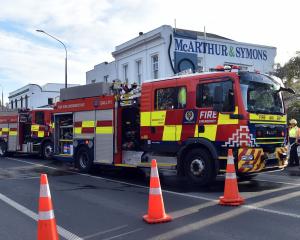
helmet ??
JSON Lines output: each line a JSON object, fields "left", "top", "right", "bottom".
{"left": 290, "top": 119, "right": 297, "bottom": 124}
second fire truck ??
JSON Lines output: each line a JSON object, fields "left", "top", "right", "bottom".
{"left": 0, "top": 108, "right": 53, "bottom": 159}
{"left": 52, "top": 67, "right": 292, "bottom": 186}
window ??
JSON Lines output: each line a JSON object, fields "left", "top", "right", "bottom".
{"left": 196, "top": 80, "right": 234, "bottom": 112}
{"left": 155, "top": 86, "right": 186, "bottom": 110}
{"left": 136, "top": 60, "right": 142, "bottom": 84}
{"left": 15, "top": 99, "right": 17, "bottom": 109}
{"left": 104, "top": 75, "right": 109, "bottom": 83}
{"left": 123, "top": 64, "right": 128, "bottom": 83}
{"left": 151, "top": 54, "right": 159, "bottom": 79}
{"left": 35, "top": 111, "right": 45, "bottom": 125}
{"left": 11, "top": 100, "right": 13, "bottom": 109}
{"left": 48, "top": 98, "right": 53, "bottom": 105}
{"left": 91, "top": 79, "right": 96, "bottom": 84}
{"left": 20, "top": 97, "right": 23, "bottom": 108}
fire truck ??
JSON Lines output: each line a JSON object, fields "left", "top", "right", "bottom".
{"left": 52, "top": 67, "right": 293, "bottom": 185}
{"left": 0, "top": 109, "right": 53, "bottom": 159}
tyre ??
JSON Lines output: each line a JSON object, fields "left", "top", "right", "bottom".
{"left": 41, "top": 141, "right": 53, "bottom": 160}
{"left": 184, "top": 148, "right": 216, "bottom": 186}
{"left": 75, "top": 147, "right": 93, "bottom": 173}
{"left": 0, "top": 142, "right": 8, "bottom": 158}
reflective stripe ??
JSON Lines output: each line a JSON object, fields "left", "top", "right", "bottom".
{"left": 141, "top": 112, "right": 151, "bottom": 127}
{"left": 9, "top": 131, "right": 17, "bottom": 136}
{"left": 38, "top": 131, "right": 44, "bottom": 138}
{"left": 162, "top": 125, "right": 182, "bottom": 141}
{"left": 74, "top": 127, "right": 82, "bottom": 134}
{"left": 149, "top": 187, "right": 162, "bottom": 195}
{"left": 2, "top": 128, "right": 9, "bottom": 132}
{"left": 82, "top": 121, "right": 95, "bottom": 128}
{"left": 195, "top": 124, "right": 217, "bottom": 141}
{"left": 227, "top": 156, "right": 234, "bottom": 165}
{"left": 31, "top": 125, "right": 39, "bottom": 131}
{"left": 150, "top": 167, "right": 159, "bottom": 178}
{"left": 39, "top": 210, "right": 55, "bottom": 220}
{"left": 40, "top": 184, "right": 51, "bottom": 198}
{"left": 96, "top": 126, "right": 113, "bottom": 134}
{"left": 151, "top": 111, "right": 166, "bottom": 126}
{"left": 226, "top": 172, "right": 236, "bottom": 179}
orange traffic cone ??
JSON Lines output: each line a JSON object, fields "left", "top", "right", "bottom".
{"left": 37, "top": 174, "right": 59, "bottom": 240}
{"left": 143, "top": 159, "right": 172, "bottom": 224}
{"left": 219, "top": 149, "right": 244, "bottom": 206}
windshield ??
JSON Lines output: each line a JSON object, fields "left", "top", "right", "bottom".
{"left": 239, "top": 72, "right": 284, "bottom": 114}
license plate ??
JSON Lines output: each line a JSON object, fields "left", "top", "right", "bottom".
{"left": 266, "top": 153, "right": 276, "bottom": 159}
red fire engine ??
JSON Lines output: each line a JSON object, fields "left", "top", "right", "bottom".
{"left": 52, "top": 67, "right": 292, "bottom": 185}
{"left": 0, "top": 108, "right": 53, "bottom": 159}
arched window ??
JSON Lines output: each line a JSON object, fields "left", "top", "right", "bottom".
{"left": 15, "top": 99, "right": 17, "bottom": 109}
{"left": 20, "top": 97, "right": 23, "bottom": 108}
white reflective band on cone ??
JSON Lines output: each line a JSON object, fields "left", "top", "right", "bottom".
{"left": 149, "top": 187, "right": 162, "bottom": 195}
{"left": 226, "top": 172, "right": 237, "bottom": 179}
{"left": 150, "top": 167, "right": 159, "bottom": 178}
{"left": 39, "top": 184, "right": 51, "bottom": 198}
{"left": 39, "top": 210, "right": 55, "bottom": 220}
{"left": 227, "top": 156, "right": 234, "bottom": 165}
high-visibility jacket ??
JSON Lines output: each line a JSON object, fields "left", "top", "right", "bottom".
{"left": 289, "top": 126, "right": 299, "bottom": 138}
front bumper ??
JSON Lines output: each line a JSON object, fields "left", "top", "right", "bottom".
{"left": 237, "top": 147, "right": 288, "bottom": 173}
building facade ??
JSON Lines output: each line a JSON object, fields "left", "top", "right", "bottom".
{"left": 86, "top": 25, "right": 276, "bottom": 85}
{"left": 8, "top": 83, "right": 79, "bottom": 110}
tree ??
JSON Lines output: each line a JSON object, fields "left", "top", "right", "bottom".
{"left": 274, "top": 55, "right": 300, "bottom": 122}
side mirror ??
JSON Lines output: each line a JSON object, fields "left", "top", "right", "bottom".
{"left": 213, "top": 86, "right": 223, "bottom": 112}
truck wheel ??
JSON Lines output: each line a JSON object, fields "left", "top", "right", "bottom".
{"left": 42, "top": 141, "right": 53, "bottom": 160}
{"left": 184, "top": 148, "right": 216, "bottom": 186}
{"left": 76, "top": 147, "right": 93, "bottom": 173}
{"left": 0, "top": 142, "right": 8, "bottom": 158}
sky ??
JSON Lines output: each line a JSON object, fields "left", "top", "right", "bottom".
{"left": 0, "top": 0, "right": 299, "bottom": 104}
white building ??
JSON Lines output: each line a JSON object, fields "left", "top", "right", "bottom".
{"left": 86, "top": 25, "right": 276, "bottom": 85}
{"left": 8, "top": 83, "right": 79, "bottom": 109}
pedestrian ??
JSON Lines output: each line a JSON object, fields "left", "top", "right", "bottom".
{"left": 288, "top": 119, "right": 299, "bottom": 166}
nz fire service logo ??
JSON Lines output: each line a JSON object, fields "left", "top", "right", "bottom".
{"left": 222, "top": 126, "right": 257, "bottom": 147}
{"left": 183, "top": 110, "right": 197, "bottom": 124}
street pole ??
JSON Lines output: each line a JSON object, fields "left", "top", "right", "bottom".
{"left": 0, "top": 84, "right": 3, "bottom": 110}
{"left": 36, "top": 30, "right": 68, "bottom": 88}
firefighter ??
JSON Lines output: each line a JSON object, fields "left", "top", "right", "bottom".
{"left": 288, "top": 119, "right": 299, "bottom": 166}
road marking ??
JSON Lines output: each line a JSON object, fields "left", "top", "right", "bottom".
{"left": 0, "top": 191, "right": 83, "bottom": 240}
{"left": 148, "top": 190, "right": 300, "bottom": 240}
{"left": 83, "top": 225, "right": 128, "bottom": 239}
{"left": 0, "top": 176, "right": 40, "bottom": 181}
{"left": 101, "top": 228, "right": 143, "bottom": 240}
{"left": 7, "top": 157, "right": 300, "bottom": 221}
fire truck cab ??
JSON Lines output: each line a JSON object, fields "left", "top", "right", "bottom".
{"left": 53, "top": 68, "right": 289, "bottom": 186}
{"left": 0, "top": 109, "right": 53, "bottom": 159}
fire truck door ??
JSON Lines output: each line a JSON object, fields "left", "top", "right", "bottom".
{"left": 94, "top": 109, "right": 114, "bottom": 164}
{"left": 8, "top": 123, "right": 18, "bottom": 151}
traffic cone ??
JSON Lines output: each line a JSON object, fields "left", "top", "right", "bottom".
{"left": 37, "top": 174, "right": 59, "bottom": 240}
{"left": 143, "top": 159, "right": 172, "bottom": 224}
{"left": 219, "top": 149, "right": 244, "bottom": 206}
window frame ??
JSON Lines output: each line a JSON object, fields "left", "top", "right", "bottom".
{"left": 196, "top": 78, "right": 235, "bottom": 112}
{"left": 154, "top": 86, "right": 187, "bottom": 110}
{"left": 123, "top": 63, "right": 129, "bottom": 83}
{"left": 151, "top": 54, "right": 159, "bottom": 79}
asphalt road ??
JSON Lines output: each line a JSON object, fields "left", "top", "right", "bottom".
{"left": 1, "top": 156, "right": 300, "bottom": 240}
